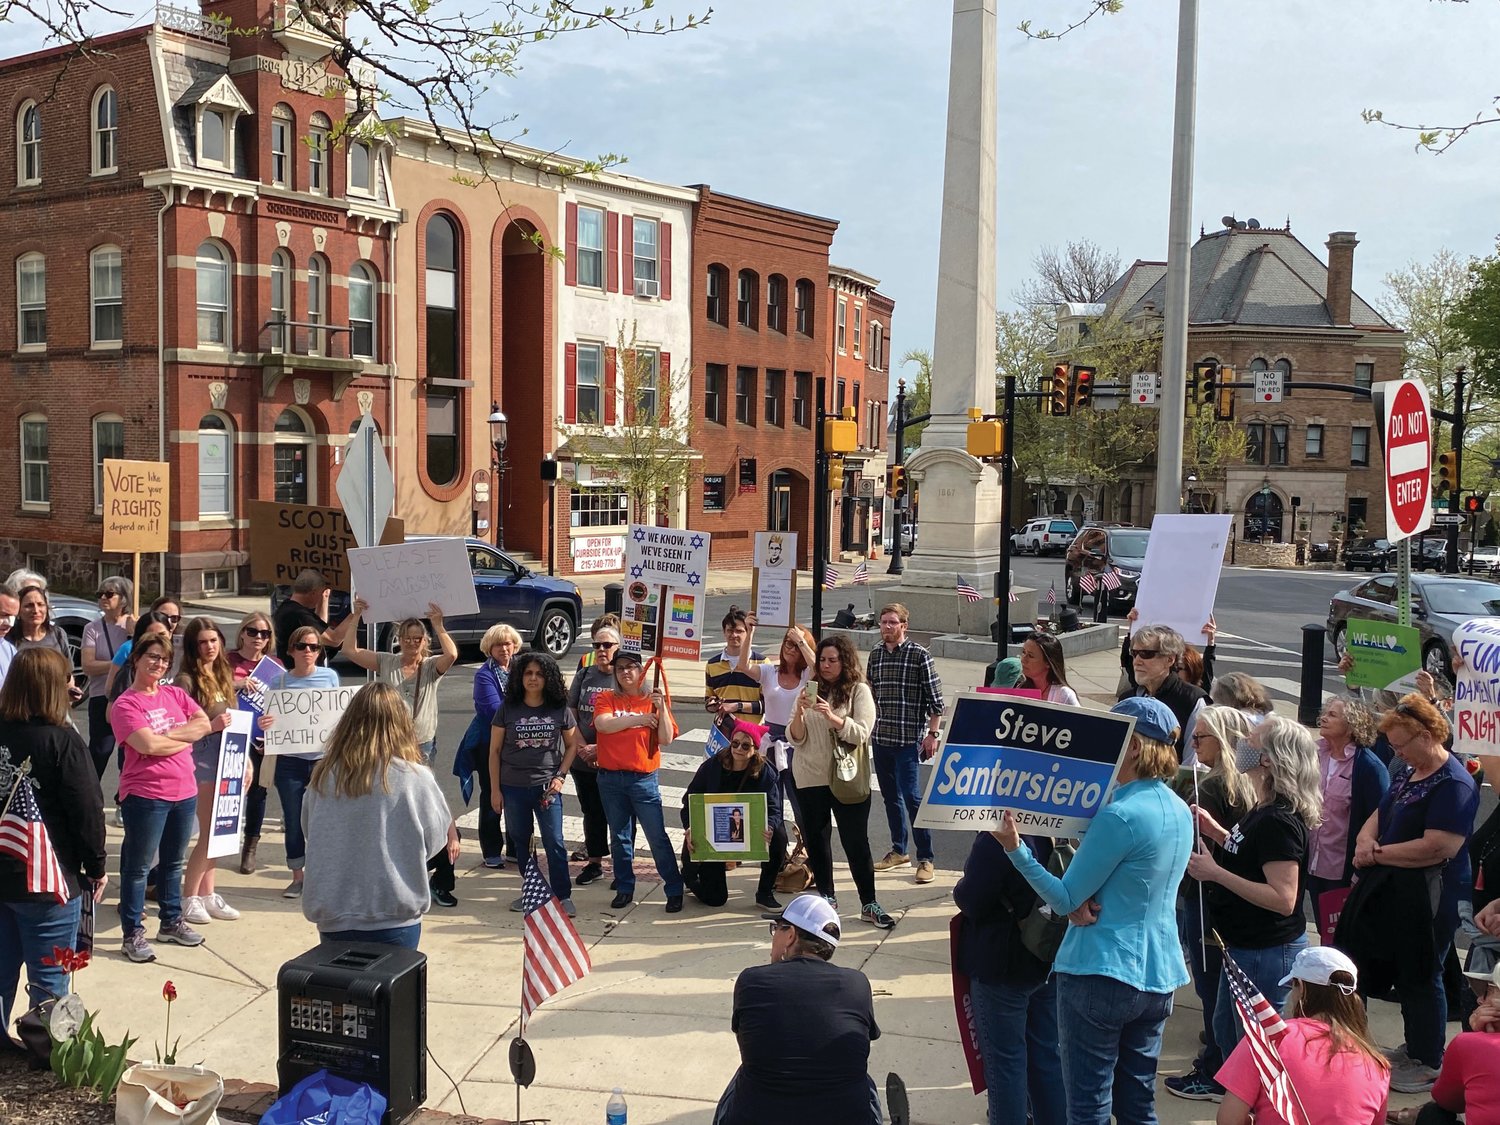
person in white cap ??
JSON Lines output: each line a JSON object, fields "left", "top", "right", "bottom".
{"left": 712, "top": 893, "right": 881, "bottom": 1124}
{"left": 1387, "top": 961, "right": 1500, "bottom": 1125}
{"left": 1215, "top": 946, "right": 1388, "bottom": 1125}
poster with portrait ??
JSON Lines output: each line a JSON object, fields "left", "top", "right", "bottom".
{"left": 688, "top": 792, "right": 769, "bottom": 862}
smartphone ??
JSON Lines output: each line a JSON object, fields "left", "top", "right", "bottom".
{"left": 802, "top": 680, "right": 819, "bottom": 705}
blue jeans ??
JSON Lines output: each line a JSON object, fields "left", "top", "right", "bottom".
{"left": 118, "top": 794, "right": 197, "bottom": 935}
{"left": 1177, "top": 895, "right": 1224, "bottom": 1075}
{"left": 872, "top": 741, "right": 932, "bottom": 861}
{"left": 1056, "top": 972, "right": 1174, "bottom": 1125}
{"left": 1397, "top": 933, "right": 1455, "bottom": 1068}
{"left": 1212, "top": 935, "right": 1307, "bottom": 1063}
{"left": 321, "top": 924, "right": 420, "bottom": 949}
{"left": 0, "top": 895, "right": 82, "bottom": 1016}
{"left": 597, "top": 769, "right": 682, "bottom": 898}
{"left": 501, "top": 783, "right": 572, "bottom": 901}
{"left": 969, "top": 974, "right": 1066, "bottom": 1125}
{"left": 274, "top": 757, "right": 317, "bottom": 870}
{"left": 417, "top": 739, "right": 436, "bottom": 767}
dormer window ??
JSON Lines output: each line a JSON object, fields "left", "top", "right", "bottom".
{"left": 175, "top": 74, "right": 252, "bottom": 173}
{"left": 349, "top": 141, "right": 373, "bottom": 195}
{"left": 200, "top": 109, "right": 227, "bottom": 164}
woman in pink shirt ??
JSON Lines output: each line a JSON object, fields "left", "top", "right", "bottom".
{"left": 110, "top": 634, "right": 210, "bottom": 964}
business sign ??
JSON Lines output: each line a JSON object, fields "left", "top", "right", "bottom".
{"left": 347, "top": 537, "right": 480, "bottom": 623}
{"left": 1375, "top": 378, "right": 1434, "bottom": 543}
{"left": 915, "top": 694, "right": 1135, "bottom": 835}
{"left": 625, "top": 524, "right": 712, "bottom": 590}
{"left": 1343, "top": 617, "right": 1422, "bottom": 691}
{"left": 206, "top": 711, "right": 253, "bottom": 859}
{"left": 571, "top": 534, "right": 625, "bottom": 573}
{"left": 262, "top": 685, "right": 361, "bottom": 757}
{"left": 248, "top": 501, "right": 404, "bottom": 589}
{"left": 1452, "top": 618, "right": 1500, "bottom": 755}
{"left": 102, "top": 459, "right": 170, "bottom": 553}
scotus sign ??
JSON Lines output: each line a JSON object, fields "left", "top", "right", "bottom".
{"left": 916, "top": 694, "right": 1135, "bottom": 835}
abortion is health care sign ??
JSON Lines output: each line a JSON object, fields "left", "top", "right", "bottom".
{"left": 1452, "top": 618, "right": 1500, "bottom": 753}
{"left": 916, "top": 694, "right": 1136, "bottom": 835}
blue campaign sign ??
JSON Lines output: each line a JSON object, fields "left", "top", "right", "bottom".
{"left": 915, "top": 693, "right": 1136, "bottom": 835}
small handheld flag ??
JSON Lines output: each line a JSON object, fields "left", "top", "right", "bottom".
{"left": 1100, "top": 568, "right": 1123, "bottom": 591}
{"left": 854, "top": 560, "right": 870, "bottom": 585}
{"left": 519, "top": 857, "right": 591, "bottom": 1026}
{"left": 1222, "top": 945, "right": 1304, "bottom": 1125}
{"left": 0, "top": 768, "right": 68, "bottom": 904}
{"left": 1046, "top": 583, "right": 1057, "bottom": 606}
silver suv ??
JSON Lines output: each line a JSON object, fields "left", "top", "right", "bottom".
{"left": 1013, "top": 517, "right": 1078, "bottom": 556}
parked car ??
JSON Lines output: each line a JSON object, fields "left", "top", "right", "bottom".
{"left": 1413, "top": 537, "right": 1450, "bottom": 572}
{"left": 50, "top": 594, "right": 102, "bottom": 699}
{"left": 1343, "top": 537, "right": 1396, "bottom": 571}
{"left": 1064, "top": 525, "right": 1150, "bottom": 609}
{"left": 1012, "top": 517, "right": 1078, "bottom": 556}
{"left": 271, "top": 537, "right": 583, "bottom": 658}
{"left": 1326, "top": 572, "right": 1500, "bottom": 678}
{"left": 1467, "top": 545, "right": 1500, "bottom": 575}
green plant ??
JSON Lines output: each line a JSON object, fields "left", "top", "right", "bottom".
{"left": 51, "top": 1009, "right": 138, "bottom": 1102}
{"left": 156, "top": 980, "right": 180, "bottom": 1065}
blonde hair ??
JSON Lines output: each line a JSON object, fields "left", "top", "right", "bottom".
{"left": 1258, "top": 715, "right": 1324, "bottom": 829}
{"left": 237, "top": 611, "right": 275, "bottom": 655}
{"left": 1133, "top": 733, "right": 1180, "bottom": 781}
{"left": 310, "top": 682, "right": 423, "bottom": 798}
{"left": 480, "top": 623, "right": 522, "bottom": 654}
{"left": 1195, "top": 706, "right": 1259, "bottom": 812}
{"left": 396, "top": 617, "right": 431, "bottom": 660}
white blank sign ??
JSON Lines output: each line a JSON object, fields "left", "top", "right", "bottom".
{"left": 1129, "top": 514, "right": 1233, "bottom": 643}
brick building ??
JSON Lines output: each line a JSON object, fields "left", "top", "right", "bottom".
{"left": 826, "top": 265, "right": 894, "bottom": 560}
{"left": 687, "top": 188, "right": 838, "bottom": 569}
{"left": 0, "top": 0, "right": 398, "bottom": 595}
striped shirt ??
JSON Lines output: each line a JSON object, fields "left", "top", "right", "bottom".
{"left": 867, "top": 639, "right": 944, "bottom": 746}
{"left": 704, "top": 647, "right": 766, "bottom": 716}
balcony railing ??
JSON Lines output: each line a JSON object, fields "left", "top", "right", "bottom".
{"left": 155, "top": 2, "right": 228, "bottom": 43}
{"left": 259, "top": 320, "right": 366, "bottom": 400}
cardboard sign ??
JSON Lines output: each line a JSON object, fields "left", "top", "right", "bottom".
{"left": 622, "top": 581, "right": 706, "bottom": 660}
{"left": 235, "top": 655, "right": 285, "bottom": 722}
{"left": 1130, "top": 513, "right": 1233, "bottom": 641}
{"left": 753, "top": 531, "right": 797, "bottom": 578}
{"left": 688, "top": 791, "right": 769, "bottom": 862}
{"left": 915, "top": 693, "right": 1135, "bottom": 835}
{"left": 248, "top": 501, "right": 403, "bottom": 590}
{"left": 1452, "top": 618, "right": 1500, "bottom": 754}
{"left": 262, "top": 685, "right": 360, "bottom": 757}
{"left": 207, "top": 711, "right": 253, "bottom": 859}
{"left": 625, "top": 525, "right": 712, "bottom": 589}
{"left": 571, "top": 534, "right": 625, "bottom": 573}
{"left": 347, "top": 538, "right": 480, "bottom": 624}
{"left": 102, "top": 459, "right": 170, "bottom": 553}
{"left": 751, "top": 570, "right": 797, "bottom": 628}
{"left": 1344, "top": 617, "right": 1422, "bottom": 691}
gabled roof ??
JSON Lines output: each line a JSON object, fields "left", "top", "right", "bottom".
{"left": 174, "top": 73, "right": 252, "bottom": 115}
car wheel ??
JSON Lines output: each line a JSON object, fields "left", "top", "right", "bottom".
{"left": 1422, "top": 641, "right": 1451, "bottom": 680}
{"left": 62, "top": 624, "right": 87, "bottom": 704}
{"left": 1065, "top": 573, "right": 1081, "bottom": 607}
{"left": 533, "top": 608, "right": 575, "bottom": 658}
{"left": 1330, "top": 623, "right": 1347, "bottom": 663}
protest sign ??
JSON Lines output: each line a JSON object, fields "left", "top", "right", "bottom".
{"left": 248, "top": 501, "right": 403, "bottom": 589}
{"left": 975, "top": 686, "right": 1046, "bottom": 699}
{"left": 207, "top": 711, "right": 253, "bottom": 859}
{"left": 262, "top": 685, "right": 360, "bottom": 757}
{"left": 1452, "top": 617, "right": 1500, "bottom": 756}
{"left": 347, "top": 538, "right": 480, "bottom": 623}
{"left": 688, "top": 791, "right": 769, "bottom": 862}
{"left": 751, "top": 570, "right": 797, "bottom": 628}
{"left": 1129, "top": 513, "right": 1232, "bottom": 640}
{"left": 753, "top": 531, "right": 796, "bottom": 578}
{"left": 625, "top": 525, "right": 712, "bottom": 589}
{"left": 622, "top": 580, "right": 706, "bottom": 659}
{"left": 948, "top": 916, "right": 987, "bottom": 1095}
{"left": 235, "top": 655, "right": 284, "bottom": 722}
{"left": 1344, "top": 617, "right": 1422, "bottom": 691}
{"left": 915, "top": 693, "right": 1135, "bottom": 834}
{"left": 102, "top": 459, "right": 170, "bottom": 553}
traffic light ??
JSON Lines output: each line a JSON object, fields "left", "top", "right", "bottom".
{"left": 824, "top": 416, "right": 857, "bottom": 454}
{"left": 827, "top": 456, "right": 845, "bottom": 492}
{"left": 1437, "top": 450, "right": 1459, "bottom": 495}
{"left": 1193, "top": 361, "right": 1218, "bottom": 412}
{"left": 1072, "top": 365, "right": 1096, "bottom": 410}
{"left": 965, "top": 408, "right": 1005, "bottom": 459}
{"left": 886, "top": 464, "right": 905, "bottom": 497}
{"left": 1464, "top": 494, "right": 1482, "bottom": 514}
{"left": 1214, "top": 366, "right": 1236, "bottom": 421}
{"left": 1049, "top": 364, "right": 1070, "bottom": 416}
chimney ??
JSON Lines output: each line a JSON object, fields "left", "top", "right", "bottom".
{"left": 1325, "top": 231, "right": 1359, "bottom": 326}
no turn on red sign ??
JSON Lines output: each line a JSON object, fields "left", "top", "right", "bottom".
{"left": 1375, "top": 378, "right": 1434, "bottom": 543}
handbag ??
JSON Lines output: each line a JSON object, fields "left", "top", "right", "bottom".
{"left": 775, "top": 824, "right": 814, "bottom": 893}
{"left": 828, "top": 734, "right": 872, "bottom": 804}
{"left": 114, "top": 1062, "right": 224, "bottom": 1125}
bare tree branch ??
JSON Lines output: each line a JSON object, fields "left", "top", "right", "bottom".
{"left": 1015, "top": 240, "right": 1122, "bottom": 309}
{"left": 1017, "top": 0, "right": 1122, "bottom": 41}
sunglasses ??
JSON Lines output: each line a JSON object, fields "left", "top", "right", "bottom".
{"left": 729, "top": 739, "right": 756, "bottom": 751}
{"left": 1130, "top": 648, "right": 1162, "bottom": 660}
{"left": 593, "top": 641, "right": 618, "bottom": 650}
{"left": 97, "top": 591, "right": 119, "bottom": 600}
{"left": 162, "top": 615, "right": 181, "bottom": 626}
{"left": 292, "top": 642, "right": 321, "bottom": 652}
{"left": 242, "top": 627, "right": 271, "bottom": 639}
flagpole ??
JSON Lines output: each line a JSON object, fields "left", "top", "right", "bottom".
{"left": 0, "top": 759, "right": 32, "bottom": 820}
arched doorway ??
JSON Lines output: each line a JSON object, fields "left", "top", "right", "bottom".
{"left": 1244, "top": 488, "right": 1285, "bottom": 541}
{"left": 767, "top": 468, "right": 810, "bottom": 568}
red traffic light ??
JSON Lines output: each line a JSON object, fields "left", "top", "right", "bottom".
{"left": 1465, "top": 494, "right": 1483, "bottom": 514}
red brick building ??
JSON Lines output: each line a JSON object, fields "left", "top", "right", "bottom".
{"left": 0, "top": 0, "right": 397, "bottom": 595}
{"left": 826, "top": 265, "right": 894, "bottom": 559}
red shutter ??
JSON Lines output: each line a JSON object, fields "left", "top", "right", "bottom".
{"left": 564, "top": 202, "right": 578, "bottom": 288}
{"left": 605, "top": 211, "right": 619, "bottom": 294}
{"left": 660, "top": 222, "right": 672, "bottom": 301}
{"left": 564, "top": 342, "right": 578, "bottom": 423}
{"left": 620, "top": 215, "right": 633, "bottom": 294}
{"left": 605, "top": 347, "right": 618, "bottom": 425}
{"left": 659, "top": 350, "right": 671, "bottom": 424}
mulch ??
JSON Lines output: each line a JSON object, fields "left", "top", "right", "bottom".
{"left": 0, "top": 1047, "right": 114, "bottom": 1125}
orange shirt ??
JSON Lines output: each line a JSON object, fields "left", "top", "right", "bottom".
{"left": 594, "top": 690, "right": 678, "bottom": 773}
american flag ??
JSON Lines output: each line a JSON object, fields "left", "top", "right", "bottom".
{"left": 1100, "top": 569, "right": 1123, "bottom": 591}
{"left": 1047, "top": 583, "right": 1057, "bottom": 606}
{"left": 1223, "top": 948, "right": 1304, "bottom": 1125}
{"left": 854, "top": 560, "right": 869, "bottom": 585}
{"left": 519, "top": 857, "right": 591, "bottom": 1026}
{"left": 0, "top": 774, "right": 68, "bottom": 904}
{"left": 1007, "top": 589, "right": 1019, "bottom": 604}
{"left": 956, "top": 575, "right": 982, "bottom": 603}
{"left": 1078, "top": 571, "right": 1098, "bottom": 594}
{"left": 822, "top": 563, "right": 840, "bottom": 590}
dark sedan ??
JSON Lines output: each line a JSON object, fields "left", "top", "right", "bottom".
{"left": 1327, "top": 573, "right": 1500, "bottom": 678}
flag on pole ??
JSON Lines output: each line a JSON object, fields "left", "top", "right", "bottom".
{"left": 1047, "top": 583, "right": 1057, "bottom": 606}
{"left": 1078, "top": 571, "right": 1098, "bottom": 594}
{"left": 1007, "top": 589, "right": 1019, "bottom": 604}
{"left": 1100, "top": 568, "right": 1123, "bottom": 592}
{"left": 1222, "top": 947, "right": 1304, "bottom": 1125}
{"left": 519, "top": 857, "right": 591, "bottom": 1025}
{"left": 0, "top": 774, "right": 68, "bottom": 903}
{"left": 823, "top": 563, "right": 840, "bottom": 590}
{"left": 956, "top": 575, "right": 982, "bottom": 603}
{"left": 854, "top": 560, "right": 870, "bottom": 585}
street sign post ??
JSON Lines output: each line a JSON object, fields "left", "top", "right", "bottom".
{"left": 337, "top": 413, "right": 395, "bottom": 549}
{"left": 1374, "top": 378, "right": 1434, "bottom": 545}
{"left": 1253, "top": 370, "right": 1284, "bottom": 403}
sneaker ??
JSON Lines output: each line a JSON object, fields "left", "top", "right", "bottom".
{"left": 483, "top": 856, "right": 505, "bottom": 869}
{"left": 432, "top": 888, "right": 458, "bottom": 908}
{"left": 1381, "top": 1043, "right": 1411, "bottom": 1066}
{"left": 914, "top": 859, "right": 935, "bottom": 884}
{"left": 610, "top": 891, "right": 633, "bottom": 910}
{"left": 1164, "top": 1070, "right": 1224, "bottom": 1102}
{"left": 1389, "top": 1062, "right": 1440, "bottom": 1094}
{"left": 112, "top": 807, "right": 125, "bottom": 828}
{"left": 561, "top": 899, "right": 577, "bottom": 918}
{"left": 510, "top": 896, "right": 526, "bottom": 912}
{"left": 873, "top": 850, "right": 910, "bottom": 871}
{"left": 282, "top": 879, "right": 303, "bottom": 899}
{"left": 121, "top": 928, "right": 156, "bottom": 963}
{"left": 570, "top": 848, "right": 589, "bottom": 862}
{"left": 204, "top": 893, "right": 240, "bottom": 921}
{"left": 576, "top": 862, "right": 604, "bottom": 886}
{"left": 181, "top": 895, "right": 211, "bottom": 925}
{"left": 824, "top": 894, "right": 839, "bottom": 910}
{"left": 608, "top": 878, "right": 619, "bottom": 891}
{"left": 755, "top": 893, "right": 782, "bottom": 911}
{"left": 156, "top": 919, "right": 205, "bottom": 947}
{"left": 861, "top": 902, "right": 896, "bottom": 930}
{"left": 665, "top": 894, "right": 684, "bottom": 914}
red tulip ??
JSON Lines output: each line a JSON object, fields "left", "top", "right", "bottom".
{"left": 162, "top": 980, "right": 177, "bottom": 1002}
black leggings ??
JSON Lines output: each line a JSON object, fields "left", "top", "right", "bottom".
{"left": 681, "top": 826, "right": 788, "bottom": 906}
{"left": 242, "top": 746, "right": 269, "bottom": 838}
{"left": 87, "top": 696, "right": 114, "bottom": 777}
{"left": 572, "top": 768, "right": 611, "bottom": 860}
{"left": 796, "top": 785, "right": 877, "bottom": 906}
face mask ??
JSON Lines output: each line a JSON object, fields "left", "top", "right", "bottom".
{"left": 1234, "top": 738, "right": 1266, "bottom": 774}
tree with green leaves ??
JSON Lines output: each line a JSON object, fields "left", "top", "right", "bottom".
{"left": 896, "top": 348, "right": 932, "bottom": 453}
{"left": 1453, "top": 246, "right": 1500, "bottom": 398}
{"left": 1380, "top": 250, "right": 1475, "bottom": 432}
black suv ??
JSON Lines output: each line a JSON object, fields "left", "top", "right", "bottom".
{"left": 1063, "top": 525, "right": 1150, "bottom": 608}
{"left": 1343, "top": 538, "right": 1396, "bottom": 572}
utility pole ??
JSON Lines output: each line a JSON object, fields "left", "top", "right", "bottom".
{"left": 888, "top": 381, "right": 907, "bottom": 577}
{"left": 995, "top": 373, "right": 1016, "bottom": 658}
{"left": 1447, "top": 366, "right": 1467, "bottom": 574}
{"left": 812, "top": 375, "right": 829, "bottom": 640}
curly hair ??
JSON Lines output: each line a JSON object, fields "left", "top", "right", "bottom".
{"left": 505, "top": 651, "right": 568, "bottom": 709}
{"left": 814, "top": 635, "right": 864, "bottom": 710}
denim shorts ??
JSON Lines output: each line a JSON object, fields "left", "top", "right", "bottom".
{"left": 191, "top": 735, "right": 220, "bottom": 785}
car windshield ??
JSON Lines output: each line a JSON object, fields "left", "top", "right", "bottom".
{"left": 1424, "top": 580, "right": 1500, "bottom": 615}
{"left": 1110, "top": 531, "right": 1150, "bottom": 557}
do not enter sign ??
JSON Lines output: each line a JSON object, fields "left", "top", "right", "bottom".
{"left": 1377, "top": 378, "right": 1434, "bottom": 543}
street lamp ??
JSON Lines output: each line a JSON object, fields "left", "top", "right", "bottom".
{"left": 488, "top": 403, "right": 509, "bottom": 550}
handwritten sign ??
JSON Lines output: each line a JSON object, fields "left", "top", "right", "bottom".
{"left": 102, "top": 459, "right": 169, "bottom": 553}
{"left": 262, "top": 685, "right": 360, "bottom": 757}
{"left": 207, "top": 711, "right": 252, "bottom": 858}
{"left": 249, "top": 501, "right": 403, "bottom": 589}
{"left": 625, "top": 525, "right": 712, "bottom": 590}
{"left": 346, "top": 538, "right": 480, "bottom": 624}
{"left": 1453, "top": 618, "right": 1500, "bottom": 754}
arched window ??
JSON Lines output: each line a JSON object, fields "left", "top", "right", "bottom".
{"left": 424, "top": 213, "right": 461, "bottom": 486}
{"left": 16, "top": 251, "right": 45, "bottom": 349}
{"left": 270, "top": 103, "right": 292, "bottom": 186}
{"left": 198, "top": 413, "right": 233, "bottom": 517}
{"left": 92, "top": 413, "right": 124, "bottom": 513}
{"left": 91, "top": 87, "right": 118, "bottom": 174}
{"left": 306, "top": 253, "right": 327, "bottom": 355}
{"left": 16, "top": 101, "right": 40, "bottom": 185}
{"left": 767, "top": 274, "right": 787, "bottom": 333}
{"left": 705, "top": 264, "right": 728, "bottom": 325}
{"left": 90, "top": 245, "right": 122, "bottom": 346}
{"left": 273, "top": 407, "right": 313, "bottom": 505}
{"left": 196, "top": 241, "right": 230, "bottom": 347}
{"left": 737, "top": 268, "right": 759, "bottom": 329}
{"left": 349, "top": 141, "right": 373, "bottom": 194}
{"left": 1274, "top": 357, "right": 1292, "bottom": 399}
{"left": 794, "top": 278, "right": 814, "bottom": 336}
{"left": 308, "top": 113, "right": 330, "bottom": 194}
{"left": 269, "top": 249, "right": 290, "bottom": 352}
{"left": 349, "top": 262, "right": 376, "bottom": 359}
{"left": 19, "top": 412, "right": 48, "bottom": 508}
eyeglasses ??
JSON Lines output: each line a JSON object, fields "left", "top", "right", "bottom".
{"left": 593, "top": 641, "right": 618, "bottom": 650}
{"left": 767, "top": 921, "right": 793, "bottom": 937}
{"left": 1130, "top": 649, "right": 1162, "bottom": 660}
{"left": 292, "top": 642, "right": 321, "bottom": 652}
{"left": 1189, "top": 732, "right": 1210, "bottom": 744}
{"left": 242, "top": 628, "right": 270, "bottom": 639}
{"left": 729, "top": 739, "right": 756, "bottom": 751}
{"left": 141, "top": 654, "right": 170, "bottom": 667}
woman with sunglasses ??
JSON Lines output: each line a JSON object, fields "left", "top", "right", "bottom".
{"left": 343, "top": 599, "right": 457, "bottom": 768}
{"left": 228, "top": 613, "right": 278, "bottom": 874}
{"left": 270, "top": 626, "right": 341, "bottom": 900}
{"left": 104, "top": 597, "right": 184, "bottom": 702}
{"left": 566, "top": 624, "right": 621, "bottom": 885}
{"left": 110, "top": 633, "right": 211, "bottom": 963}
{"left": 80, "top": 575, "right": 133, "bottom": 777}
{"left": 679, "top": 719, "right": 787, "bottom": 911}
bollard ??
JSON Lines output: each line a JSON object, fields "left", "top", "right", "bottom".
{"left": 1298, "top": 624, "right": 1327, "bottom": 726}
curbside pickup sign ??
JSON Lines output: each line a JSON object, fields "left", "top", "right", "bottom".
{"left": 915, "top": 694, "right": 1135, "bottom": 835}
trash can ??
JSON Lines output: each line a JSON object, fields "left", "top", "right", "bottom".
{"left": 604, "top": 582, "right": 623, "bottom": 617}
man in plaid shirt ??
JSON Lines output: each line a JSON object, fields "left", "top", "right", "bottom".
{"left": 866, "top": 603, "right": 944, "bottom": 884}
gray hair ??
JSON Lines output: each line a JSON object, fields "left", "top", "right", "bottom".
{"left": 1212, "top": 671, "right": 1274, "bottom": 715}
{"left": 4, "top": 568, "right": 45, "bottom": 596}
{"left": 99, "top": 574, "right": 134, "bottom": 601}
{"left": 1257, "top": 715, "right": 1323, "bottom": 829}
{"left": 291, "top": 569, "right": 328, "bottom": 595}
{"left": 1134, "top": 625, "right": 1185, "bottom": 661}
